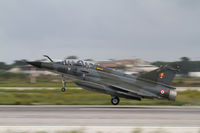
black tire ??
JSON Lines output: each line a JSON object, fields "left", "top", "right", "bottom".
{"left": 111, "top": 97, "right": 120, "bottom": 105}
{"left": 61, "top": 87, "right": 66, "bottom": 92}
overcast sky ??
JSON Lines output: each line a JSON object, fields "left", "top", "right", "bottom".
{"left": 0, "top": 0, "right": 200, "bottom": 63}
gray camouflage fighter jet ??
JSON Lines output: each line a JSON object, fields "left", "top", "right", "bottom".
{"left": 26, "top": 55, "right": 179, "bottom": 105}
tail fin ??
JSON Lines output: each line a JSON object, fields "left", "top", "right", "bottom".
{"left": 138, "top": 64, "right": 180, "bottom": 85}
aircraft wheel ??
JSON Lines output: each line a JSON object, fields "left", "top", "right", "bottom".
{"left": 61, "top": 87, "right": 66, "bottom": 92}
{"left": 111, "top": 97, "right": 120, "bottom": 105}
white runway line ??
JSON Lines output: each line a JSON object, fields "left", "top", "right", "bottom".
{"left": 0, "top": 126, "right": 200, "bottom": 133}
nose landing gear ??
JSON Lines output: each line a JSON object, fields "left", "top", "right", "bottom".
{"left": 61, "top": 87, "right": 66, "bottom": 92}
{"left": 111, "top": 96, "right": 120, "bottom": 105}
{"left": 61, "top": 76, "right": 66, "bottom": 92}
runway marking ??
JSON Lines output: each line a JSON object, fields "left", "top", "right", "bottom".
{"left": 0, "top": 126, "right": 200, "bottom": 133}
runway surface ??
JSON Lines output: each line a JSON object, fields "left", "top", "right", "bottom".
{"left": 0, "top": 105, "right": 200, "bottom": 127}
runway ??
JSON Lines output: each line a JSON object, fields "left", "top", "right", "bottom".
{"left": 0, "top": 105, "right": 200, "bottom": 127}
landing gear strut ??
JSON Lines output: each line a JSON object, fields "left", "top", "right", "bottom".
{"left": 61, "top": 76, "right": 66, "bottom": 92}
{"left": 111, "top": 96, "right": 120, "bottom": 105}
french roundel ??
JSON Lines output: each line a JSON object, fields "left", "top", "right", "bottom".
{"left": 159, "top": 72, "right": 165, "bottom": 79}
{"left": 160, "top": 90, "right": 165, "bottom": 95}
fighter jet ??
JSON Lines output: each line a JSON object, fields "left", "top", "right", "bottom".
{"left": 26, "top": 55, "right": 179, "bottom": 105}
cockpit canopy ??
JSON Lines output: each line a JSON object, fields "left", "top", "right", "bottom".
{"left": 61, "top": 59, "right": 97, "bottom": 68}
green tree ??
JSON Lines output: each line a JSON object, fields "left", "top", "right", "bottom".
{"left": 66, "top": 56, "right": 78, "bottom": 59}
{"left": 84, "top": 59, "right": 94, "bottom": 61}
{"left": 180, "top": 57, "right": 190, "bottom": 76}
{"left": 181, "top": 57, "right": 190, "bottom": 62}
{"left": 11, "top": 60, "right": 27, "bottom": 66}
{"left": 0, "top": 62, "right": 10, "bottom": 70}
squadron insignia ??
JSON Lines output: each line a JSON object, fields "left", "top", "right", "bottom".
{"left": 159, "top": 72, "right": 165, "bottom": 79}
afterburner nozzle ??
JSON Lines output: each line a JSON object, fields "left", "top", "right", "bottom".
{"left": 169, "top": 89, "right": 177, "bottom": 101}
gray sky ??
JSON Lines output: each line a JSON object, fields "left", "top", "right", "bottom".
{"left": 0, "top": 0, "right": 200, "bottom": 63}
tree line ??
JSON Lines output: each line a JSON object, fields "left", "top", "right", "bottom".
{"left": 0, "top": 57, "right": 200, "bottom": 76}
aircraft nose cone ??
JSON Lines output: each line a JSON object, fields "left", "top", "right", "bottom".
{"left": 26, "top": 61, "right": 42, "bottom": 68}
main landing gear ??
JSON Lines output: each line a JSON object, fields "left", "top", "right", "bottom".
{"left": 111, "top": 96, "right": 120, "bottom": 105}
{"left": 61, "top": 76, "right": 66, "bottom": 92}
